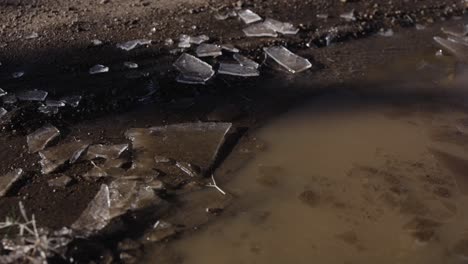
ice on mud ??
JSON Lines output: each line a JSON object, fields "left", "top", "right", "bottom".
{"left": 340, "top": 10, "right": 356, "bottom": 21}
{"left": 48, "top": 175, "right": 72, "bottom": 188}
{"left": 175, "top": 161, "right": 201, "bottom": 177}
{"left": 0, "top": 88, "right": 7, "bottom": 97}
{"left": 84, "top": 158, "right": 127, "bottom": 178}
{"left": 441, "top": 24, "right": 468, "bottom": 38}
{"left": 189, "top": 35, "right": 209, "bottom": 45}
{"left": 46, "top": 100, "right": 66, "bottom": 107}
{"left": 116, "top": 39, "right": 151, "bottom": 51}
{"left": 12, "top": 71, "right": 24, "bottom": 79}
{"left": 218, "top": 62, "right": 260, "bottom": 77}
{"left": 196, "top": 43, "right": 222, "bottom": 57}
{"left": 89, "top": 64, "right": 109, "bottom": 74}
{"left": 243, "top": 22, "right": 278, "bottom": 37}
{"left": 85, "top": 144, "right": 129, "bottom": 160}
{"left": 233, "top": 54, "right": 260, "bottom": 69}
{"left": 17, "top": 90, "right": 48, "bottom": 101}
{"left": 173, "top": 53, "right": 215, "bottom": 84}
{"left": 125, "top": 122, "right": 232, "bottom": 180}
{"left": 221, "top": 44, "right": 240, "bottom": 53}
{"left": 72, "top": 180, "right": 162, "bottom": 236}
{"left": 124, "top": 62, "right": 139, "bottom": 69}
{"left": 0, "top": 108, "right": 7, "bottom": 119}
{"left": 264, "top": 46, "right": 312, "bottom": 73}
{"left": 38, "top": 105, "right": 59, "bottom": 115}
{"left": 2, "top": 94, "right": 17, "bottom": 104}
{"left": 0, "top": 169, "right": 23, "bottom": 197}
{"left": 39, "top": 141, "right": 90, "bottom": 174}
{"left": 263, "top": 18, "right": 299, "bottom": 35}
{"left": 238, "top": 9, "right": 262, "bottom": 24}
{"left": 434, "top": 36, "right": 468, "bottom": 62}
{"left": 61, "top": 95, "right": 82, "bottom": 107}
{"left": 27, "top": 124, "right": 60, "bottom": 153}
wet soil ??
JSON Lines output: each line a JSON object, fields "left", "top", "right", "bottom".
{"left": 0, "top": 0, "right": 467, "bottom": 263}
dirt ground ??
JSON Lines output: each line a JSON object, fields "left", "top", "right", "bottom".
{"left": 0, "top": 0, "right": 466, "bottom": 263}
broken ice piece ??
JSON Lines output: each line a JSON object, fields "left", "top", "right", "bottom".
{"left": 316, "top": 14, "right": 329, "bottom": 20}
{"left": 145, "top": 220, "right": 176, "bottom": 242}
{"left": 218, "top": 62, "right": 260, "bottom": 77}
{"left": 340, "top": 10, "right": 356, "bottom": 21}
{"left": 263, "top": 18, "right": 299, "bottom": 35}
{"left": 378, "top": 29, "right": 394, "bottom": 37}
{"left": 12, "top": 71, "right": 24, "bottom": 78}
{"left": 72, "top": 180, "right": 162, "bottom": 236}
{"left": 176, "top": 74, "right": 206, "bottom": 84}
{"left": 415, "top": 24, "right": 426, "bottom": 30}
{"left": 27, "top": 124, "right": 60, "bottom": 153}
{"left": 196, "top": 43, "right": 222, "bottom": 57}
{"left": 46, "top": 100, "right": 66, "bottom": 107}
{"left": 175, "top": 161, "right": 201, "bottom": 177}
{"left": 25, "top": 32, "right": 39, "bottom": 39}
{"left": 39, "top": 141, "right": 90, "bottom": 174}
{"left": 124, "top": 62, "right": 139, "bottom": 69}
{"left": 2, "top": 94, "right": 17, "bottom": 104}
{"left": 434, "top": 36, "right": 468, "bottom": 62}
{"left": 38, "top": 105, "right": 59, "bottom": 115}
{"left": 0, "top": 169, "right": 23, "bottom": 197}
{"left": 173, "top": 53, "right": 215, "bottom": 84}
{"left": 178, "top": 34, "right": 191, "bottom": 48}
{"left": 243, "top": 22, "right": 278, "bottom": 37}
{"left": 155, "top": 155, "right": 172, "bottom": 163}
{"left": 0, "top": 108, "right": 6, "bottom": 119}
{"left": 89, "top": 64, "right": 109, "bottom": 74}
{"left": 233, "top": 54, "right": 259, "bottom": 69}
{"left": 0, "top": 88, "right": 7, "bottom": 97}
{"left": 221, "top": 44, "right": 240, "bottom": 53}
{"left": 441, "top": 24, "right": 468, "bottom": 38}
{"left": 48, "top": 175, "right": 72, "bottom": 188}
{"left": 91, "top": 39, "right": 103, "bottom": 46}
{"left": 189, "top": 35, "right": 209, "bottom": 45}
{"left": 264, "top": 46, "right": 312, "bottom": 73}
{"left": 85, "top": 144, "right": 129, "bottom": 160}
{"left": 61, "top": 95, "right": 82, "bottom": 107}
{"left": 116, "top": 39, "right": 151, "bottom": 51}
{"left": 17, "top": 90, "right": 48, "bottom": 101}
{"left": 238, "top": 9, "right": 262, "bottom": 24}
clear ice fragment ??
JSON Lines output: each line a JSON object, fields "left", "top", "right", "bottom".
{"left": 38, "top": 105, "right": 59, "bottom": 115}
{"left": 238, "top": 9, "right": 262, "bottom": 24}
{"left": 189, "top": 35, "right": 209, "bottom": 45}
{"left": 340, "top": 10, "right": 356, "bottom": 21}
{"left": 263, "top": 46, "right": 312, "bottom": 73}
{"left": 27, "top": 124, "right": 60, "bottom": 153}
{"left": 116, "top": 39, "right": 151, "bottom": 51}
{"left": 221, "top": 44, "right": 240, "bottom": 53}
{"left": 0, "top": 88, "right": 7, "bottom": 97}
{"left": 233, "top": 54, "right": 260, "bottom": 69}
{"left": 378, "top": 29, "right": 394, "bottom": 37}
{"left": 415, "top": 24, "right": 426, "bottom": 30}
{"left": 72, "top": 180, "right": 162, "bottom": 236}
{"left": 61, "top": 95, "right": 82, "bottom": 107}
{"left": 89, "top": 64, "right": 109, "bottom": 74}
{"left": 91, "top": 39, "right": 103, "bottom": 46}
{"left": 0, "top": 108, "right": 6, "bottom": 119}
{"left": 124, "top": 62, "right": 139, "bottom": 69}
{"left": 173, "top": 53, "right": 215, "bottom": 84}
{"left": 46, "top": 100, "right": 66, "bottom": 107}
{"left": 39, "top": 141, "right": 90, "bottom": 174}
{"left": 12, "top": 72, "right": 24, "bottom": 78}
{"left": 434, "top": 36, "right": 468, "bottom": 62}
{"left": 178, "top": 34, "right": 191, "bottom": 48}
{"left": 263, "top": 18, "right": 299, "bottom": 35}
{"left": 175, "top": 161, "right": 201, "bottom": 177}
{"left": 85, "top": 144, "right": 129, "bottom": 160}
{"left": 0, "top": 169, "right": 23, "bottom": 197}
{"left": 243, "top": 22, "right": 278, "bottom": 37}
{"left": 218, "top": 62, "right": 260, "bottom": 77}
{"left": 441, "top": 24, "right": 468, "bottom": 38}
{"left": 48, "top": 175, "right": 72, "bottom": 188}
{"left": 17, "top": 90, "right": 48, "bottom": 101}
{"left": 196, "top": 43, "right": 222, "bottom": 57}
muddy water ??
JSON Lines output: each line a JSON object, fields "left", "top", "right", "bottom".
{"left": 139, "top": 45, "right": 468, "bottom": 263}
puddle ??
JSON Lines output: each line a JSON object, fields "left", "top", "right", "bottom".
{"left": 144, "top": 53, "right": 468, "bottom": 263}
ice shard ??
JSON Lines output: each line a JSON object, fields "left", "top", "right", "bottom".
{"left": 89, "top": 64, "right": 109, "bottom": 74}
{"left": 173, "top": 53, "right": 215, "bottom": 84}
{"left": 263, "top": 46, "right": 312, "bottom": 73}
{"left": 16, "top": 90, "right": 48, "bottom": 101}
{"left": 233, "top": 54, "right": 260, "bottom": 69}
{"left": 0, "top": 108, "right": 7, "bottom": 119}
{"left": 243, "top": 22, "right": 278, "bottom": 37}
{"left": 218, "top": 62, "right": 260, "bottom": 77}
{"left": 27, "top": 124, "right": 60, "bottom": 153}
{"left": 196, "top": 43, "right": 222, "bottom": 57}
{"left": 116, "top": 39, "right": 151, "bottom": 51}
{"left": 124, "top": 62, "right": 138, "bottom": 69}
{"left": 434, "top": 36, "right": 468, "bottom": 62}
{"left": 238, "top": 9, "right": 262, "bottom": 24}
{"left": 0, "top": 169, "right": 23, "bottom": 197}
{"left": 263, "top": 18, "right": 299, "bottom": 35}
{"left": 39, "top": 141, "right": 90, "bottom": 174}
{"left": 85, "top": 144, "right": 129, "bottom": 160}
